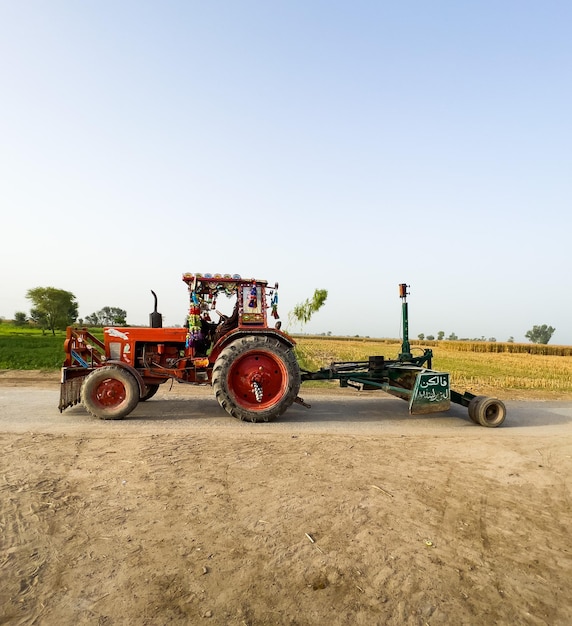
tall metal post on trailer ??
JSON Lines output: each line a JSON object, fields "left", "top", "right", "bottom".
{"left": 399, "top": 283, "right": 413, "bottom": 360}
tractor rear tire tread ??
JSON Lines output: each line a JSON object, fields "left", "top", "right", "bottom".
{"left": 212, "top": 335, "right": 300, "bottom": 423}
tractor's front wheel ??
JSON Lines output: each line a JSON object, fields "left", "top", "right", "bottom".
{"left": 81, "top": 366, "right": 140, "bottom": 420}
{"left": 212, "top": 336, "right": 300, "bottom": 422}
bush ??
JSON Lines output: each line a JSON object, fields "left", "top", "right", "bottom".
{"left": 14, "top": 312, "right": 28, "bottom": 327}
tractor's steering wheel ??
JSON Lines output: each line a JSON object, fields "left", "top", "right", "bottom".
{"left": 215, "top": 310, "right": 228, "bottom": 323}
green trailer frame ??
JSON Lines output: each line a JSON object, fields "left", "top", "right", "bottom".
{"left": 300, "top": 284, "right": 506, "bottom": 427}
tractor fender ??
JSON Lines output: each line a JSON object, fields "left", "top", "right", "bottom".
{"left": 104, "top": 360, "right": 148, "bottom": 399}
{"left": 209, "top": 329, "right": 296, "bottom": 363}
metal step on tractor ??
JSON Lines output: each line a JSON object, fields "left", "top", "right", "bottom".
{"left": 59, "top": 274, "right": 507, "bottom": 427}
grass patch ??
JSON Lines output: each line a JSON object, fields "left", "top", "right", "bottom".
{"left": 0, "top": 323, "right": 104, "bottom": 370}
{"left": 0, "top": 335, "right": 67, "bottom": 369}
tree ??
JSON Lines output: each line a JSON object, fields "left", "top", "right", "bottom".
{"left": 417, "top": 333, "right": 425, "bottom": 340}
{"left": 437, "top": 331, "right": 445, "bottom": 341}
{"left": 14, "top": 311, "right": 28, "bottom": 326}
{"left": 26, "top": 287, "right": 78, "bottom": 335}
{"left": 525, "top": 324, "right": 555, "bottom": 345}
{"left": 426, "top": 334, "right": 435, "bottom": 341}
{"left": 85, "top": 306, "right": 127, "bottom": 326}
{"left": 447, "top": 332, "right": 458, "bottom": 341}
{"left": 288, "top": 289, "right": 328, "bottom": 331}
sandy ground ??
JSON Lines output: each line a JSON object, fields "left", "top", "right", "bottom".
{"left": 1, "top": 371, "right": 571, "bottom": 625}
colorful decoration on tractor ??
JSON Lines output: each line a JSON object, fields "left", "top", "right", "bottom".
{"left": 270, "top": 287, "right": 279, "bottom": 319}
{"left": 248, "top": 282, "right": 258, "bottom": 308}
{"left": 186, "top": 291, "right": 203, "bottom": 348}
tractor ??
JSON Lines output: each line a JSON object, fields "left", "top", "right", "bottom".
{"left": 59, "top": 274, "right": 507, "bottom": 427}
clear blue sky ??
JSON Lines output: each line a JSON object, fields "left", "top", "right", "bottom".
{"left": 1, "top": 1, "right": 571, "bottom": 343}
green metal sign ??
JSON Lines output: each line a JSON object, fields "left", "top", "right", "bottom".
{"left": 409, "top": 371, "right": 450, "bottom": 414}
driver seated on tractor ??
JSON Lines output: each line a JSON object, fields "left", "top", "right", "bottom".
{"left": 213, "top": 300, "right": 239, "bottom": 343}
{"left": 194, "top": 314, "right": 218, "bottom": 356}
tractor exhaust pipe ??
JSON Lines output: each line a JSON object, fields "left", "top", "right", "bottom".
{"left": 149, "top": 290, "right": 163, "bottom": 328}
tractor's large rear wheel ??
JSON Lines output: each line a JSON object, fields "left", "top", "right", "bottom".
{"left": 81, "top": 366, "right": 140, "bottom": 420}
{"left": 212, "top": 336, "right": 300, "bottom": 422}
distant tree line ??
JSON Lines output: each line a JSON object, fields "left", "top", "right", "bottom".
{"left": 11, "top": 286, "right": 127, "bottom": 335}
{"left": 417, "top": 324, "right": 555, "bottom": 345}
{"left": 84, "top": 306, "right": 127, "bottom": 326}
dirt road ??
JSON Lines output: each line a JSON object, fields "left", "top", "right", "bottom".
{"left": 1, "top": 374, "right": 571, "bottom": 625}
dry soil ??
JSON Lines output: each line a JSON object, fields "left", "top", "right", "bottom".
{"left": 1, "top": 372, "right": 571, "bottom": 625}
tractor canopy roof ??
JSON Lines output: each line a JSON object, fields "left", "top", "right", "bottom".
{"left": 182, "top": 273, "right": 270, "bottom": 295}
{"left": 183, "top": 273, "right": 279, "bottom": 329}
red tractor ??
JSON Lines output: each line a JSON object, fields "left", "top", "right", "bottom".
{"left": 59, "top": 273, "right": 300, "bottom": 422}
{"left": 60, "top": 276, "right": 507, "bottom": 427}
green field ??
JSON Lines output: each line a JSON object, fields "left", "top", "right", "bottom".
{"left": 0, "top": 324, "right": 66, "bottom": 369}
{"left": 0, "top": 324, "right": 103, "bottom": 370}
{"left": 1, "top": 323, "right": 571, "bottom": 398}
